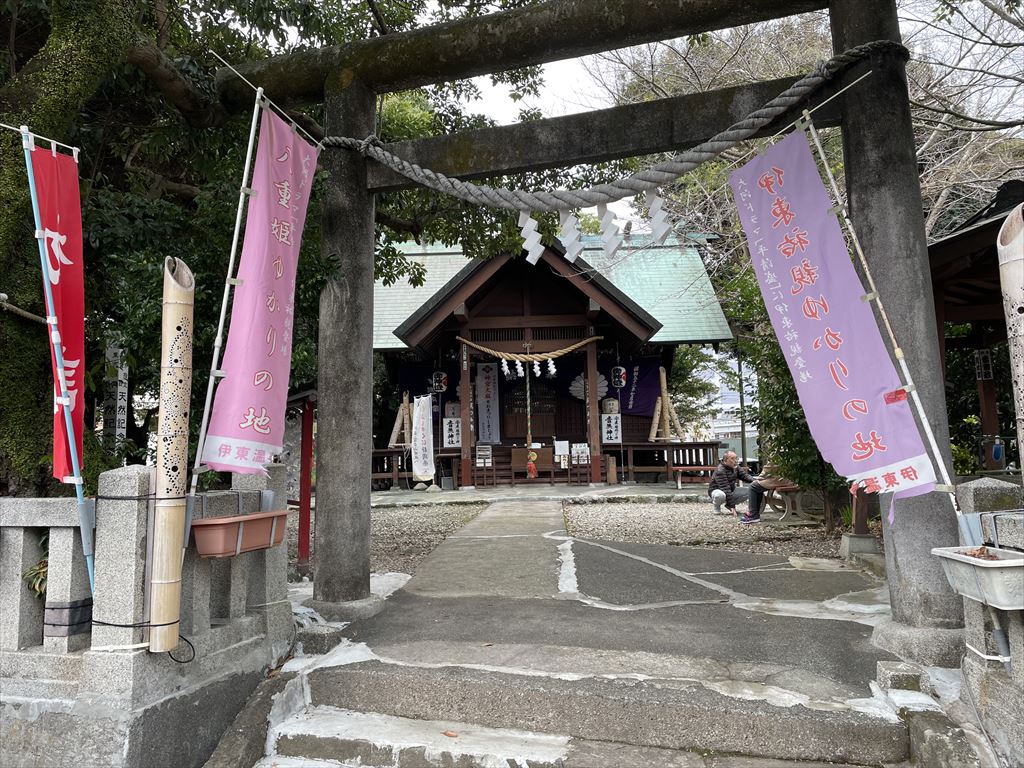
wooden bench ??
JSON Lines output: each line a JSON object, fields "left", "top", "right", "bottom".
{"left": 670, "top": 465, "right": 718, "bottom": 489}
{"left": 764, "top": 483, "right": 825, "bottom": 521}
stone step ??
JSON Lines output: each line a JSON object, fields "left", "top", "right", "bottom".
{"left": 304, "top": 660, "right": 909, "bottom": 765}
{"left": 270, "top": 706, "right": 870, "bottom": 768}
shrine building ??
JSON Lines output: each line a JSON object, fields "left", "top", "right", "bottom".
{"left": 372, "top": 232, "right": 732, "bottom": 487}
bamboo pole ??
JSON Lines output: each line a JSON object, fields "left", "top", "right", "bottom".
{"left": 659, "top": 366, "right": 671, "bottom": 441}
{"left": 149, "top": 257, "right": 195, "bottom": 653}
{"left": 669, "top": 398, "right": 686, "bottom": 442}
{"left": 648, "top": 398, "right": 662, "bottom": 441}
{"left": 997, "top": 203, "right": 1023, "bottom": 476}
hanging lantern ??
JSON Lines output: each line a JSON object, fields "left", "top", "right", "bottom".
{"left": 515, "top": 360, "right": 525, "bottom": 378}
{"left": 431, "top": 371, "right": 448, "bottom": 393}
{"left": 547, "top": 359, "right": 556, "bottom": 377}
{"left": 611, "top": 366, "right": 627, "bottom": 389}
{"left": 533, "top": 360, "right": 541, "bottom": 377}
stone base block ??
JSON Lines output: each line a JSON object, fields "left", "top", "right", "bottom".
{"left": 877, "top": 660, "right": 923, "bottom": 691}
{"left": 872, "top": 618, "right": 964, "bottom": 667}
{"left": 840, "top": 533, "right": 880, "bottom": 559}
{"left": 305, "top": 595, "right": 385, "bottom": 622}
{"left": 296, "top": 624, "right": 348, "bottom": 655}
{"left": 907, "top": 710, "right": 982, "bottom": 768}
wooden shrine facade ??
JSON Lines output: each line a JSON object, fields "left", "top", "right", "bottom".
{"left": 373, "top": 234, "right": 732, "bottom": 487}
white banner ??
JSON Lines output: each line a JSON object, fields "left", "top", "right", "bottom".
{"left": 601, "top": 414, "right": 622, "bottom": 444}
{"left": 443, "top": 417, "right": 461, "bottom": 448}
{"left": 476, "top": 363, "right": 501, "bottom": 443}
{"left": 412, "top": 394, "right": 435, "bottom": 481}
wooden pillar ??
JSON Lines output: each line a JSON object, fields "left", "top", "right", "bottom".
{"left": 586, "top": 340, "right": 601, "bottom": 483}
{"left": 315, "top": 77, "right": 376, "bottom": 604}
{"left": 297, "top": 396, "right": 314, "bottom": 575}
{"left": 977, "top": 370, "right": 1000, "bottom": 470}
{"left": 460, "top": 342, "right": 473, "bottom": 486}
{"left": 831, "top": 0, "right": 962, "bottom": 642}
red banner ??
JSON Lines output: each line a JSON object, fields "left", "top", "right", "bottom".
{"left": 32, "top": 147, "right": 85, "bottom": 480}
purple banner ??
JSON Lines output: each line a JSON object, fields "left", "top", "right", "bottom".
{"left": 729, "top": 132, "right": 935, "bottom": 494}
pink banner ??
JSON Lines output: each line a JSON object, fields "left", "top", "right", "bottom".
{"left": 729, "top": 132, "right": 936, "bottom": 496}
{"left": 203, "top": 108, "right": 319, "bottom": 473}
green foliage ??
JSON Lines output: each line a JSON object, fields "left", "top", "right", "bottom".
{"left": 667, "top": 345, "right": 727, "bottom": 434}
{"left": 0, "top": 0, "right": 573, "bottom": 492}
{"left": 21, "top": 531, "right": 48, "bottom": 600}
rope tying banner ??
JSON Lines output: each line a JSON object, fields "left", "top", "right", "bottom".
{"left": 457, "top": 335, "right": 603, "bottom": 361}
{"left": 322, "top": 41, "right": 906, "bottom": 212}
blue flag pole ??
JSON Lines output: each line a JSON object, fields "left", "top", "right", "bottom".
{"left": 20, "top": 126, "right": 95, "bottom": 593}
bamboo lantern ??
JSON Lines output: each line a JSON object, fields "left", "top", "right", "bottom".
{"left": 149, "top": 257, "right": 195, "bottom": 653}
{"left": 997, "top": 204, "right": 1023, "bottom": 471}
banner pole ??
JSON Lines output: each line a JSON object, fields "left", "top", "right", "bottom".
{"left": 802, "top": 113, "right": 958, "bottom": 514}
{"left": 189, "top": 88, "right": 264, "bottom": 509}
{"left": 20, "top": 126, "right": 95, "bottom": 592}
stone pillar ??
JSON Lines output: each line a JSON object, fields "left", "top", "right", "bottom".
{"left": 830, "top": 0, "right": 963, "bottom": 663}
{"left": 233, "top": 465, "right": 292, "bottom": 660}
{"left": 0, "top": 527, "right": 45, "bottom": 650}
{"left": 42, "top": 526, "right": 92, "bottom": 652}
{"left": 90, "top": 466, "right": 150, "bottom": 651}
{"left": 312, "top": 75, "right": 382, "bottom": 620}
{"left": 179, "top": 494, "right": 210, "bottom": 637}
{"left": 460, "top": 342, "right": 473, "bottom": 487}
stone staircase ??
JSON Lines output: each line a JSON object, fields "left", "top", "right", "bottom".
{"left": 258, "top": 654, "right": 906, "bottom": 767}
{"left": 245, "top": 501, "right": 928, "bottom": 768}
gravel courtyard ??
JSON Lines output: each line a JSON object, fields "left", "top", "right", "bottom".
{"left": 290, "top": 498, "right": 852, "bottom": 579}
{"left": 288, "top": 503, "right": 486, "bottom": 576}
{"left": 564, "top": 501, "right": 849, "bottom": 559}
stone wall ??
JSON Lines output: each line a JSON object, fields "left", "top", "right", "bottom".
{"left": 0, "top": 464, "right": 292, "bottom": 768}
{"left": 953, "top": 478, "right": 1023, "bottom": 766}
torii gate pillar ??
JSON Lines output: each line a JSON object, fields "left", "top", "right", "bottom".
{"left": 310, "top": 76, "right": 384, "bottom": 619}
{"left": 830, "top": 0, "right": 963, "bottom": 665}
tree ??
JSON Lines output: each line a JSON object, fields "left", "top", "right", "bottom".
{"left": 0, "top": 0, "right": 559, "bottom": 494}
{"left": 579, "top": 2, "right": 1022, "bottom": 509}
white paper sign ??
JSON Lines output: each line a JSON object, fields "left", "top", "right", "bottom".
{"left": 571, "top": 443, "right": 591, "bottom": 465}
{"left": 554, "top": 440, "right": 570, "bottom": 457}
{"left": 475, "top": 444, "right": 493, "bottom": 468}
{"left": 412, "top": 394, "right": 435, "bottom": 481}
{"left": 476, "top": 363, "right": 501, "bottom": 443}
{"left": 601, "top": 414, "right": 622, "bottom": 444}
{"left": 443, "top": 417, "right": 461, "bottom": 448}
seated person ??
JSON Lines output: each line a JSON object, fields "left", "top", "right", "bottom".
{"left": 708, "top": 450, "right": 765, "bottom": 524}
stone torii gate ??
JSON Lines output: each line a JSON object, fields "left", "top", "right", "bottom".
{"left": 218, "top": 0, "right": 965, "bottom": 663}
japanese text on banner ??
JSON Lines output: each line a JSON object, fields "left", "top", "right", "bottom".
{"left": 32, "top": 147, "right": 85, "bottom": 480}
{"left": 728, "top": 132, "right": 935, "bottom": 494}
{"left": 202, "top": 108, "right": 319, "bottom": 473}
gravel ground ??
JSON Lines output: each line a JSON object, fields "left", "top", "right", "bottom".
{"left": 287, "top": 503, "right": 485, "bottom": 577}
{"left": 564, "top": 501, "right": 852, "bottom": 559}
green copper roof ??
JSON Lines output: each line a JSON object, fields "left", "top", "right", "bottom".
{"left": 373, "top": 233, "right": 732, "bottom": 349}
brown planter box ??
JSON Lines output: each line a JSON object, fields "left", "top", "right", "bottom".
{"left": 191, "top": 509, "right": 290, "bottom": 558}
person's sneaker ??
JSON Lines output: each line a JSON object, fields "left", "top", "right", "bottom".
{"left": 739, "top": 514, "right": 761, "bottom": 525}
{"left": 712, "top": 499, "right": 724, "bottom": 515}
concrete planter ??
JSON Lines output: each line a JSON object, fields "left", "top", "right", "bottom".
{"left": 931, "top": 545, "right": 1024, "bottom": 610}
{"left": 191, "top": 510, "right": 289, "bottom": 558}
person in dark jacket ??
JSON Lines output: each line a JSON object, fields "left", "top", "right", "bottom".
{"left": 708, "top": 450, "right": 765, "bottom": 523}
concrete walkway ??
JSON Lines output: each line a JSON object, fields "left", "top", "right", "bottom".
{"left": 265, "top": 500, "right": 925, "bottom": 767}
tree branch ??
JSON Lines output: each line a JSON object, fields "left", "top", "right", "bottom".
{"left": 126, "top": 36, "right": 228, "bottom": 128}
{"left": 366, "top": 0, "right": 392, "bottom": 35}
{"left": 911, "top": 99, "right": 1024, "bottom": 129}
